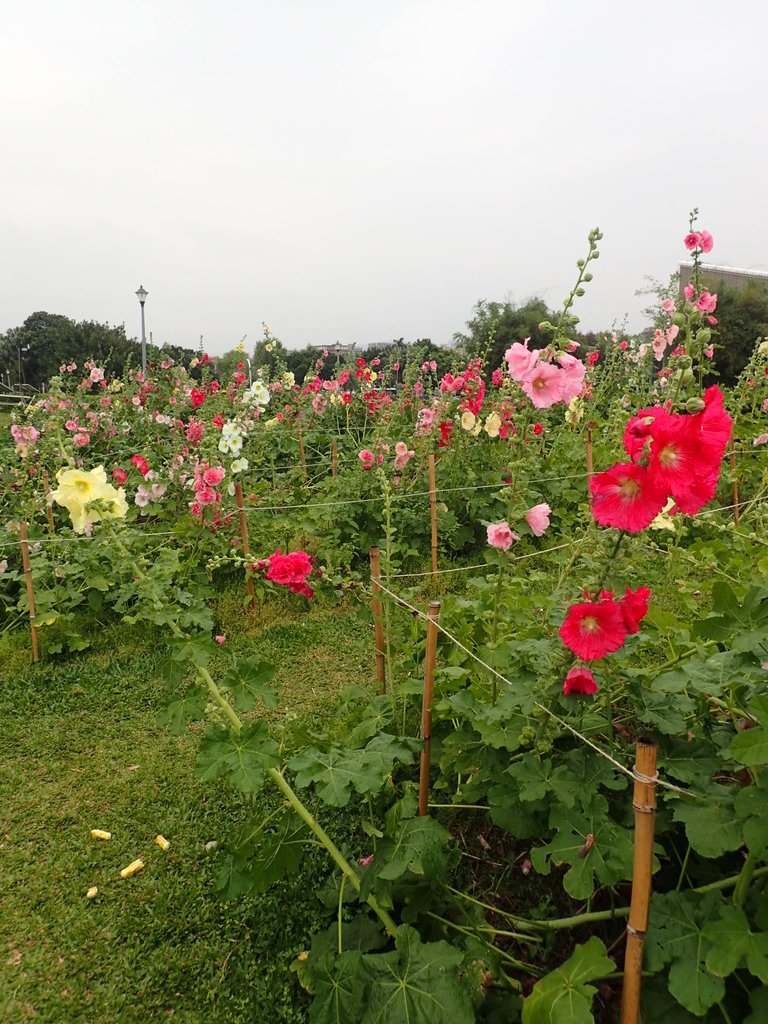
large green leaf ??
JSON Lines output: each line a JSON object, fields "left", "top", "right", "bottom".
{"left": 644, "top": 890, "right": 725, "bottom": 1016}
{"left": 221, "top": 655, "right": 278, "bottom": 712}
{"left": 307, "top": 950, "right": 369, "bottom": 1024}
{"left": 522, "top": 937, "right": 614, "bottom": 1024}
{"left": 361, "top": 925, "right": 474, "bottom": 1024}
{"left": 371, "top": 815, "right": 451, "bottom": 882}
{"left": 703, "top": 904, "right": 768, "bottom": 983}
{"left": 671, "top": 784, "right": 743, "bottom": 858}
{"left": 157, "top": 686, "right": 207, "bottom": 734}
{"left": 288, "top": 734, "right": 414, "bottom": 807}
{"left": 729, "top": 696, "right": 768, "bottom": 767}
{"left": 530, "top": 795, "right": 635, "bottom": 899}
{"left": 196, "top": 721, "right": 280, "bottom": 793}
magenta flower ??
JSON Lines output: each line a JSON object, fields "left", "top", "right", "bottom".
{"left": 684, "top": 232, "right": 701, "bottom": 251}
{"left": 563, "top": 666, "right": 599, "bottom": 696}
{"left": 699, "top": 230, "right": 714, "bottom": 253}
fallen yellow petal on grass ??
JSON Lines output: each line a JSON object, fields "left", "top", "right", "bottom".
{"left": 90, "top": 829, "right": 112, "bottom": 841}
{"left": 119, "top": 859, "right": 144, "bottom": 878}
{"left": 86, "top": 886, "right": 98, "bottom": 899}
{"left": 154, "top": 835, "right": 170, "bottom": 851}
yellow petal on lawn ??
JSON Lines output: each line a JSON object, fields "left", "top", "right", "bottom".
{"left": 119, "top": 859, "right": 144, "bottom": 878}
{"left": 154, "top": 835, "right": 170, "bottom": 851}
{"left": 90, "top": 829, "right": 112, "bottom": 841}
{"left": 86, "top": 887, "right": 98, "bottom": 899}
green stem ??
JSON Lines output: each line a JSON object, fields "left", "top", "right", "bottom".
{"left": 733, "top": 850, "right": 759, "bottom": 909}
{"left": 675, "top": 843, "right": 692, "bottom": 892}
{"left": 337, "top": 874, "right": 347, "bottom": 955}
{"left": 198, "top": 665, "right": 243, "bottom": 733}
{"left": 268, "top": 767, "right": 398, "bottom": 938}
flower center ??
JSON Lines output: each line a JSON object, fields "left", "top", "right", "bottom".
{"left": 618, "top": 477, "right": 640, "bottom": 498}
{"left": 582, "top": 615, "right": 599, "bottom": 632}
{"left": 659, "top": 445, "right": 679, "bottom": 468}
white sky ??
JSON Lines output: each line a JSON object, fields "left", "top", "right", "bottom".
{"left": 2, "top": 0, "right": 766, "bottom": 355}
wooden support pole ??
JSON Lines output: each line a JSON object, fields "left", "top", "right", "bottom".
{"left": 234, "top": 481, "right": 255, "bottom": 607}
{"left": 418, "top": 601, "right": 441, "bottom": 817}
{"left": 369, "top": 547, "right": 386, "bottom": 693}
{"left": 730, "top": 441, "right": 740, "bottom": 527}
{"left": 428, "top": 453, "right": 438, "bottom": 574}
{"left": 331, "top": 440, "right": 338, "bottom": 478}
{"left": 620, "top": 738, "right": 658, "bottom": 1024}
{"left": 585, "top": 427, "right": 594, "bottom": 480}
{"left": 296, "top": 417, "right": 308, "bottom": 479}
{"left": 41, "top": 470, "right": 55, "bottom": 535}
{"left": 19, "top": 522, "right": 40, "bottom": 663}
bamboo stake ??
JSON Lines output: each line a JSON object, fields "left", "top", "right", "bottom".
{"left": 19, "top": 522, "right": 40, "bottom": 663}
{"left": 428, "top": 453, "right": 438, "bottom": 574}
{"left": 585, "top": 427, "right": 594, "bottom": 480}
{"left": 296, "top": 417, "right": 308, "bottom": 479}
{"left": 234, "top": 481, "right": 255, "bottom": 607}
{"left": 418, "top": 601, "right": 441, "bottom": 816}
{"left": 730, "top": 440, "right": 740, "bottom": 527}
{"left": 369, "top": 547, "right": 386, "bottom": 693}
{"left": 41, "top": 470, "right": 55, "bottom": 535}
{"left": 331, "top": 440, "right": 338, "bottom": 478}
{"left": 620, "top": 738, "right": 658, "bottom": 1024}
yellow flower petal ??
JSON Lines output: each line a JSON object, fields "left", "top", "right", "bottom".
{"left": 154, "top": 835, "right": 170, "bottom": 851}
{"left": 90, "top": 829, "right": 112, "bottom": 841}
{"left": 119, "top": 859, "right": 144, "bottom": 878}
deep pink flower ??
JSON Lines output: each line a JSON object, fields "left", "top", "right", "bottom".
{"left": 683, "top": 283, "right": 695, "bottom": 301}
{"left": 563, "top": 666, "right": 599, "bottom": 696}
{"left": 525, "top": 503, "right": 551, "bottom": 537}
{"left": 112, "top": 467, "right": 128, "bottom": 484}
{"left": 203, "top": 466, "right": 225, "bottom": 487}
{"left": 695, "top": 290, "right": 717, "bottom": 314}
{"left": 559, "top": 601, "right": 629, "bottom": 660}
{"left": 590, "top": 462, "right": 667, "bottom": 533}
{"left": 684, "top": 232, "right": 701, "bottom": 251}
{"left": 699, "top": 230, "right": 714, "bottom": 253}
{"left": 131, "top": 454, "right": 150, "bottom": 476}
{"left": 619, "top": 586, "right": 651, "bottom": 634}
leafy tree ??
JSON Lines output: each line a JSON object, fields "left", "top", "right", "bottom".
{"left": 453, "top": 297, "right": 562, "bottom": 375}
{"left": 709, "top": 282, "right": 768, "bottom": 385}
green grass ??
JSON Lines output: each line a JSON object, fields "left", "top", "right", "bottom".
{"left": 0, "top": 590, "right": 376, "bottom": 1024}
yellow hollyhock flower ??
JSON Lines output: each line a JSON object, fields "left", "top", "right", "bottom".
{"left": 460, "top": 411, "right": 476, "bottom": 432}
{"left": 484, "top": 412, "right": 502, "bottom": 438}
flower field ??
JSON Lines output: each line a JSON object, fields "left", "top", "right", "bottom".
{"left": 2, "top": 225, "right": 768, "bottom": 1023}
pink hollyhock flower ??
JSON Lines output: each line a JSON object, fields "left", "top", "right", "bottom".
{"left": 189, "top": 501, "right": 202, "bottom": 518}
{"left": 393, "top": 441, "right": 415, "bottom": 471}
{"left": 487, "top": 522, "right": 519, "bottom": 551}
{"left": 704, "top": 345, "right": 714, "bottom": 358}
{"left": 559, "top": 600, "right": 629, "bottom": 660}
{"left": 684, "top": 232, "right": 701, "bottom": 251}
{"left": 525, "top": 503, "right": 551, "bottom": 537}
{"left": 135, "top": 486, "right": 151, "bottom": 507}
{"left": 587, "top": 351, "right": 599, "bottom": 367}
{"left": 215, "top": 635, "right": 226, "bottom": 645}
{"left": 491, "top": 368, "right": 504, "bottom": 386}
{"left": 699, "top": 230, "right": 714, "bottom": 253}
{"left": 661, "top": 299, "right": 676, "bottom": 314}
{"left": 556, "top": 353, "right": 586, "bottom": 403}
{"left": 89, "top": 367, "right": 105, "bottom": 383}
{"left": 505, "top": 341, "right": 540, "bottom": 381}
{"left": 590, "top": 462, "right": 667, "bottom": 533}
{"left": 754, "top": 433, "right": 768, "bottom": 447}
{"left": 563, "top": 666, "right": 599, "bottom": 696}
{"left": 430, "top": 360, "right": 437, "bottom": 371}
{"left": 619, "top": 586, "right": 651, "bottom": 634}
{"left": 683, "top": 283, "right": 696, "bottom": 301}
{"left": 203, "top": 466, "right": 225, "bottom": 487}
{"left": 196, "top": 487, "right": 218, "bottom": 506}
{"left": 520, "top": 362, "right": 564, "bottom": 409}
{"left": 358, "top": 449, "right": 375, "bottom": 470}
{"left": 73, "top": 431, "right": 90, "bottom": 447}
{"left": 112, "top": 467, "right": 128, "bottom": 484}
{"left": 696, "top": 291, "right": 717, "bottom": 314}
{"left": 358, "top": 853, "right": 374, "bottom": 868}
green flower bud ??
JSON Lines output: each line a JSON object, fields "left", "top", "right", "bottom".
{"left": 575, "top": 287, "right": 585, "bottom": 297}
{"left": 684, "top": 397, "right": 705, "bottom": 412}
{"left": 569, "top": 315, "right": 580, "bottom": 325}
{"left": 680, "top": 368, "right": 694, "bottom": 384}
{"left": 678, "top": 355, "right": 692, "bottom": 369}
{"left": 592, "top": 250, "right": 600, "bottom": 259}
{"left": 673, "top": 313, "right": 687, "bottom": 328}
{"left": 695, "top": 328, "right": 712, "bottom": 346}
{"left": 576, "top": 259, "right": 585, "bottom": 268}
{"left": 583, "top": 272, "right": 593, "bottom": 282}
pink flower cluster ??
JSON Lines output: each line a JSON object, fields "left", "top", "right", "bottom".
{"left": 189, "top": 462, "right": 226, "bottom": 518}
{"left": 256, "top": 549, "right": 316, "bottom": 599}
{"left": 11, "top": 424, "right": 40, "bottom": 457}
{"left": 683, "top": 230, "right": 714, "bottom": 253}
{"left": 505, "top": 342, "right": 586, "bottom": 410}
{"left": 393, "top": 441, "right": 415, "bottom": 471}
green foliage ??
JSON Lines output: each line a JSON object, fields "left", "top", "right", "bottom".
{"left": 522, "top": 938, "right": 614, "bottom": 1024}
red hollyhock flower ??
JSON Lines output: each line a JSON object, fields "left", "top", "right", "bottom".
{"left": 112, "top": 467, "right": 128, "bottom": 484}
{"left": 619, "top": 586, "right": 651, "bottom": 634}
{"left": 559, "top": 600, "right": 628, "bottom": 660}
{"left": 130, "top": 454, "right": 150, "bottom": 476}
{"left": 563, "top": 666, "right": 599, "bottom": 696}
{"left": 590, "top": 462, "right": 667, "bottom": 533}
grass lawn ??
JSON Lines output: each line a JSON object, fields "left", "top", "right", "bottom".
{"left": 0, "top": 588, "right": 375, "bottom": 1024}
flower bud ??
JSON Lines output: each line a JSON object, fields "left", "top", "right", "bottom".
{"left": 695, "top": 328, "right": 712, "bottom": 346}
{"left": 680, "top": 368, "right": 694, "bottom": 384}
{"left": 583, "top": 272, "right": 593, "bottom": 282}
{"left": 673, "top": 313, "right": 687, "bottom": 328}
{"left": 684, "top": 397, "right": 705, "bottom": 412}
{"left": 591, "top": 250, "right": 600, "bottom": 259}
{"left": 677, "top": 356, "right": 692, "bottom": 369}
{"left": 575, "top": 287, "right": 585, "bottom": 297}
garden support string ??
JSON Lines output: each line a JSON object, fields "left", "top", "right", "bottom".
{"left": 620, "top": 739, "right": 658, "bottom": 1024}
{"left": 418, "top": 600, "right": 440, "bottom": 817}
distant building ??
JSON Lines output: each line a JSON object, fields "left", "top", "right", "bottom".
{"left": 679, "top": 261, "right": 768, "bottom": 295}
{"left": 310, "top": 343, "right": 356, "bottom": 358}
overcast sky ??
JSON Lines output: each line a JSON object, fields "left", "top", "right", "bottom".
{"left": 2, "top": 0, "right": 766, "bottom": 355}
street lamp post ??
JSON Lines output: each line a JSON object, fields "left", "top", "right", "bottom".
{"left": 135, "top": 285, "right": 148, "bottom": 373}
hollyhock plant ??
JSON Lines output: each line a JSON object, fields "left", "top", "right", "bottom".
{"left": 563, "top": 666, "right": 599, "bottom": 696}
{"left": 520, "top": 361, "right": 565, "bottom": 410}
{"left": 619, "top": 586, "right": 651, "bottom": 634}
{"left": 559, "top": 599, "right": 628, "bottom": 661}
{"left": 260, "top": 550, "right": 315, "bottom": 599}
{"left": 487, "top": 522, "right": 519, "bottom": 551}
{"left": 525, "top": 503, "right": 551, "bottom": 537}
